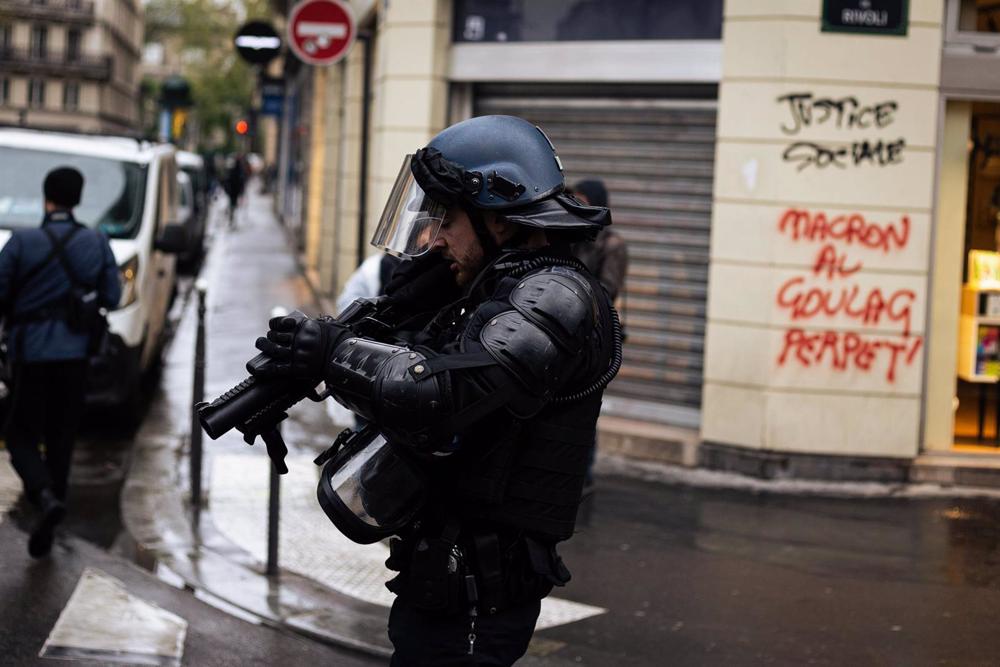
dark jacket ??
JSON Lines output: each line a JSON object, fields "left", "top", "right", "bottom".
{"left": 571, "top": 228, "right": 628, "bottom": 301}
{"left": 0, "top": 210, "right": 121, "bottom": 362}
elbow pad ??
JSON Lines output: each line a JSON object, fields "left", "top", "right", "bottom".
{"left": 325, "top": 337, "right": 450, "bottom": 447}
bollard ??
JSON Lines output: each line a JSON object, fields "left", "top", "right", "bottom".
{"left": 191, "top": 279, "right": 209, "bottom": 525}
{"left": 267, "top": 427, "right": 281, "bottom": 576}
{"left": 266, "top": 306, "right": 288, "bottom": 577}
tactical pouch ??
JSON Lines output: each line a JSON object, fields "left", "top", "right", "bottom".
{"left": 397, "top": 536, "right": 467, "bottom": 614}
{"left": 65, "top": 288, "right": 101, "bottom": 334}
{"left": 525, "top": 536, "right": 571, "bottom": 587}
{"left": 469, "top": 533, "right": 571, "bottom": 613}
{"left": 486, "top": 535, "right": 569, "bottom": 607}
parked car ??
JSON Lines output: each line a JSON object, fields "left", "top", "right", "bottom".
{"left": 176, "top": 150, "right": 208, "bottom": 267}
{"left": 0, "top": 129, "right": 187, "bottom": 409}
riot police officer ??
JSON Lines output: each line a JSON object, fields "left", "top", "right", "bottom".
{"left": 252, "top": 115, "right": 621, "bottom": 665}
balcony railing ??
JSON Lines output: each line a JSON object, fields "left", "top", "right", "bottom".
{"left": 0, "top": 0, "right": 96, "bottom": 24}
{"left": 0, "top": 47, "right": 111, "bottom": 81}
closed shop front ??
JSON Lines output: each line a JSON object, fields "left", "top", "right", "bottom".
{"left": 473, "top": 84, "right": 717, "bottom": 428}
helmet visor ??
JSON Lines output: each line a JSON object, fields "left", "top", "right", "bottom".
{"left": 371, "top": 156, "right": 447, "bottom": 258}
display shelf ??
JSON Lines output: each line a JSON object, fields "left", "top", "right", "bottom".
{"left": 958, "top": 252, "right": 1000, "bottom": 383}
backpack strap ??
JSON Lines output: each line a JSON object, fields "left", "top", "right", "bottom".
{"left": 6, "top": 225, "right": 81, "bottom": 318}
{"left": 42, "top": 225, "right": 93, "bottom": 290}
{"left": 15, "top": 225, "right": 82, "bottom": 294}
{"left": 5, "top": 225, "right": 83, "bottom": 359}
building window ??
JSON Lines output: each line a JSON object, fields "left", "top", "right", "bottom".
{"left": 0, "top": 24, "right": 12, "bottom": 56}
{"left": 0, "top": 78, "right": 9, "bottom": 106}
{"left": 63, "top": 82, "right": 79, "bottom": 111}
{"left": 66, "top": 29, "right": 81, "bottom": 61}
{"left": 28, "top": 79, "right": 45, "bottom": 108}
{"left": 30, "top": 25, "right": 48, "bottom": 59}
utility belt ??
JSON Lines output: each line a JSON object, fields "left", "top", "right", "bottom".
{"left": 385, "top": 519, "right": 571, "bottom": 618}
{"left": 8, "top": 299, "right": 76, "bottom": 326}
{"left": 7, "top": 290, "right": 106, "bottom": 357}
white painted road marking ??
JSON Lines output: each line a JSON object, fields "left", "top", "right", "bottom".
{"left": 211, "top": 453, "right": 607, "bottom": 630}
{"left": 40, "top": 568, "right": 187, "bottom": 666}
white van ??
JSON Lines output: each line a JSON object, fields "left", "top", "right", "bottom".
{"left": 175, "top": 150, "right": 208, "bottom": 266}
{"left": 0, "top": 129, "right": 186, "bottom": 407}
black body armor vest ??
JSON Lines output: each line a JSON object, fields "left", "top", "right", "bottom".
{"left": 438, "top": 256, "right": 617, "bottom": 542}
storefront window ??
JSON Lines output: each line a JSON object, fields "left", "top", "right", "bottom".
{"left": 953, "top": 103, "right": 1000, "bottom": 448}
{"left": 453, "top": 0, "right": 722, "bottom": 42}
{"left": 947, "top": 0, "right": 1000, "bottom": 48}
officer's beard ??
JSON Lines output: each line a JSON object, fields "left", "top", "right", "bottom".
{"left": 450, "top": 208, "right": 497, "bottom": 288}
{"left": 450, "top": 241, "right": 485, "bottom": 288}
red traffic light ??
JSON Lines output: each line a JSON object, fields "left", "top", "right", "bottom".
{"left": 235, "top": 119, "right": 249, "bottom": 135}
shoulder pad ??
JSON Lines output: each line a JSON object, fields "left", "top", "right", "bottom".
{"left": 479, "top": 310, "right": 564, "bottom": 399}
{"left": 508, "top": 267, "right": 599, "bottom": 353}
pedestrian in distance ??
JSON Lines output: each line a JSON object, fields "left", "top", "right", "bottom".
{"left": 0, "top": 166, "right": 121, "bottom": 558}
{"left": 334, "top": 252, "right": 403, "bottom": 316}
{"left": 224, "top": 153, "right": 249, "bottom": 229}
{"left": 250, "top": 115, "right": 623, "bottom": 665}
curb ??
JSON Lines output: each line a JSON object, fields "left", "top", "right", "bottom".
{"left": 597, "top": 452, "right": 1000, "bottom": 500}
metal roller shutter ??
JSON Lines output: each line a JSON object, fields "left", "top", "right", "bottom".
{"left": 473, "top": 85, "right": 716, "bottom": 428}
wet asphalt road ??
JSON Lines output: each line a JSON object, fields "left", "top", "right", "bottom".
{"left": 10, "top": 192, "right": 1000, "bottom": 665}
{"left": 531, "top": 479, "right": 1000, "bottom": 665}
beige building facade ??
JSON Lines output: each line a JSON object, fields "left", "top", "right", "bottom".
{"left": 287, "top": 0, "right": 1000, "bottom": 482}
{"left": 291, "top": 0, "right": 448, "bottom": 297}
{"left": 702, "top": 0, "right": 944, "bottom": 470}
{"left": 0, "top": 0, "right": 143, "bottom": 133}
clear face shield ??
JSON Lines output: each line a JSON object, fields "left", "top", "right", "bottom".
{"left": 316, "top": 428, "right": 427, "bottom": 545}
{"left": 371, "top": 155, "right": 447, "bottom": 259}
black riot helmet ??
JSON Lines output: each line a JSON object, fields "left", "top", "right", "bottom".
{"left": 371, "top": 115, "right": 611, "bottom": 259}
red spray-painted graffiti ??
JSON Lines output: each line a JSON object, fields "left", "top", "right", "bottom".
{"left": 777, "top": 329, "right": 923, "bottom": 383}
{"left": 774, "top": 208, "right": 922, "bottom": 383}
{"left": 778, "top": 209, "right": 910, "bottom": 252}
{"left": 776, "top": 277, "right": 916, "bottom": 337}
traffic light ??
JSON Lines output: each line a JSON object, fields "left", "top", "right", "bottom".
{"left": 235, "top": 119, "right": 249, "bottom": 135}
{"left": 171, "top": 109, "right": 188, "bottom": 140}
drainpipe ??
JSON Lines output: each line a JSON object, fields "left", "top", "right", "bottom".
{"left": 356, "top": 30, "right": 373, "bottom": 268}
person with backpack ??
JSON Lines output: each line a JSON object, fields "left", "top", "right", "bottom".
{"left": 0, "top": 166, "right": 121, "bottom": 558}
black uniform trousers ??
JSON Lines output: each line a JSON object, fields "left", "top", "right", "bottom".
{"left": 6, "top": 360, "right": 88, "bottom": 504}
{"left": 388, "top": 596, "right": 540, "bottom": 666}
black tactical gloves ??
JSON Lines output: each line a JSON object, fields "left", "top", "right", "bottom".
{"left": 382, "top": 253, "right": 463, "bottom": 315}
{"left": 253, "top": 315, "right": 350, "bottom": 380}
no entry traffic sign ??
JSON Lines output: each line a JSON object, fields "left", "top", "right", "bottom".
{"left": 288, "top": 0, "right": 356, "bottom": 66}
